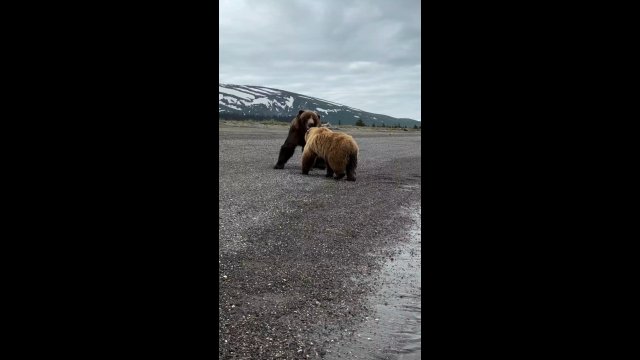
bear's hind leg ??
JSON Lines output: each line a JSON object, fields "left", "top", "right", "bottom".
{"left": 346, "top": 154, "right": 357, "bottom": 181}
{"left": 313, "top": 157, "right": 326, "bottom": 169}
{"left": 325, "top": 163, "right": 334, "bottom": 178}
{"left": 333, "top": 160, "right": 347, "bottom": 180}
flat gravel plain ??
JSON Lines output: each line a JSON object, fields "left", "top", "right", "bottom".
{"left": 219, "top": 123, "right": 421, "bottom": 359}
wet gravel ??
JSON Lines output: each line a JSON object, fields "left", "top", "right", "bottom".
{"left": 219, "top": 125, "right": 421, "bottom": 359}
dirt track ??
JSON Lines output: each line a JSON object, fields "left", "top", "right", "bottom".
{"left": 219, "top": 123, "right": 421, "bottom": 359}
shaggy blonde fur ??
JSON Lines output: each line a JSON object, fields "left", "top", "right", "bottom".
{"left": 302, "top": 127, "right": 359, "bottom": 181}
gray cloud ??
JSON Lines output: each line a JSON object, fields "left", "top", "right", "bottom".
{"left": 219, "top": 0, "right": 421, "bottom": 120}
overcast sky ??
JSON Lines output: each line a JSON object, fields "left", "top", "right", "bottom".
{"left": 219, "top": 0, "right": 421, "bottom": 121}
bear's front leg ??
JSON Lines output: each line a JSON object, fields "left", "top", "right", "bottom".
{"left": 274, "top": 143, "right": 296, "bottom": 169}
{"left": 301, "top": 145, "right": 325, "bottom": 170}
{"left": 301, "top": 150, "right": 317, "bottom": 174}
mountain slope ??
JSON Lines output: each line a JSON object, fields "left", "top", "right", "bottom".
{"left": 219, "top": 83, "right": 420, "bottom": 127}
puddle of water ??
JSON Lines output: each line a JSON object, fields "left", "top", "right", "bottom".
{"left": 325, "top": 206, "right": 421, "bottom": 359}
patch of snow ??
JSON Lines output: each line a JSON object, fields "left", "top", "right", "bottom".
{"left": 273, "top": 99, "right": 291, "bottom": 109}
{"left": 219, "top": 96, "right": 240, "bottom": 104}
{"left": 315, "top": 107, "right": 329, "bottom": 114}
{"left": 236, "top": 85, "right": 276, "bottom": 97}
{"left": 285, "top": 96, "right": 294, "bottom": 108}
{"left": 322, "top": 99, "right": 348, "bottom": 107}
{"left": 224, "top": 104, "right": 242, "bottom": 111}
{"left": 219, "top": 86, "right": 255, "bottom": 100}
{"left": 245, "top": 89, "right": 273, "bottom": 97}
{"left": 243, "top": 97, "right": 272, "bottom": 107}
{"left": 254, "top": 87, "right": 281, "bottom": 95}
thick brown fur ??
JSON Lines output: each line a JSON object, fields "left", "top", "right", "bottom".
{"left": 301, "top": 127, "right": 358, "bottom": 181}
{"left": 274, "top": 110, "right": 326, "bottom": 169}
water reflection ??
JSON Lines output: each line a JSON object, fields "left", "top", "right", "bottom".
{"left": 326, "top": 206, "right": 421, "bottom": 359}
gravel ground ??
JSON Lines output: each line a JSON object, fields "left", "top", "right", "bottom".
{"left": 219, "top": 123, "right": 421, "bottom": 359}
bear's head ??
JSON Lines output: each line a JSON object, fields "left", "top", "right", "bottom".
{"left": 294, "top": 110, "right": 321, "bottom": 133}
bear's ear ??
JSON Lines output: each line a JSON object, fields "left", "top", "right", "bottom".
{"left": 298, "top": 110, "right": 305, "bottom": 116}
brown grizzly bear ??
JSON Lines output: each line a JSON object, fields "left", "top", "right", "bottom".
{"left": 301, "top": 127, "right": 358, "bottom": 181}
{"left": 273, "top": 110, "right": 326, "bottom": 170}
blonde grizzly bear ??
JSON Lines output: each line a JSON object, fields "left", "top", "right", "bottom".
{"left": 302, "top": 127, "right": 359, "bottom": 181}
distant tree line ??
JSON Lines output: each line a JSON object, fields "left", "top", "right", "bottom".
{"left": 370, "top": 123, "right": 422, "bottom": 129}
{"left": 218, "top": 112, "right": 292, "bottom": 122}
{"left": 219, "top": 111, "right": 422, "bottom": 128}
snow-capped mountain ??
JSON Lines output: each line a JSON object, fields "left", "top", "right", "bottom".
{"left": 219, "top": 83, "right": 420, "bottom": 127}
